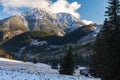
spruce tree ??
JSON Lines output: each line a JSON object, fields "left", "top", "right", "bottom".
{"left": 59, "top": 45, "right": 74, "bottom": 75}
{"left": 90, "top": 0, "right": 120, "bottom": 80}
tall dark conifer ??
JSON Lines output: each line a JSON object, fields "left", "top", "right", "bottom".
{"left": 59, "top": 45, "right": 74, "bottom": 75}
{"left": 90, "top": 0, "right": 120, "bottom": 80}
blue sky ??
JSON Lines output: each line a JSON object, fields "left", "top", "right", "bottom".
{"left": 0, "top": 0, "right": 107, "bottom": 24}
{"left": 78, "top": 0, "right": 107, "bottom": 24}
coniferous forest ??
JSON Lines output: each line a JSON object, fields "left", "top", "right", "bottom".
{"left": 90, "top": 0, "right": 120, "bottom": 80}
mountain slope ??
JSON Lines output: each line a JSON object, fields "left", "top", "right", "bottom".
{"left": 0, "top": 15, "right": 29, "bottom": 43}
{"left": 56, "top": 13, "right": 85, "bottom": 33}
{"left": 0, "top": 31, "right": 53, "bottom": 54}
{"left": 23, "top": 8, "right": 85, "bottom": 33}
{"left": 22, "top": 8, "right": 66, "bottom": 35}
{"left": 0, "top": 24, "right": 99, "bottom": 63}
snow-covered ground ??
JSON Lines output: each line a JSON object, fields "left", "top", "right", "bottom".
{"left": 0, "top": 58, "right": 100, "bottom": 80}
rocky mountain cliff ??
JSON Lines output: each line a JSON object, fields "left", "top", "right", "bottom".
{"left": 23, "top": 8, "right": 85, "bottom": 33}
{"left": 0, "top": 15, "right": 29, "bottom": 42}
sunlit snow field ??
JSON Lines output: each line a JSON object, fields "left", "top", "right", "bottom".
{"left": 0, "top": 58, "right": 100, "bottom": 80}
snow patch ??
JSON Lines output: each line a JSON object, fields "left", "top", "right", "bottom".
{"left": 31, "top": 40, "right": 47, "bottom": 46}
{"left": 0, "top": 58, "right": 101, "bottom": 80}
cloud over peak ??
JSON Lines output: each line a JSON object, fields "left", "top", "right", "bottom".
{"left": 0, "top": 0, "right": 81, "bottom": 18}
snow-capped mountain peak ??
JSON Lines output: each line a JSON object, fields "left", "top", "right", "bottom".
{"left": 56, "top": 13, "right": 85, "bottom": 33}
{"left": 56, "top": 13, "right": 78, "bottom": 22}
{"left": 21, "top": 8, "right": 87, "bottom": 33}
{"left": 23, "top": 8, "right": 55, "bottom": 20}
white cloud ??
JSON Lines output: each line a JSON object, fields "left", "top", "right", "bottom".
{"left": 49, "top": 0, "right": 81, "bottom": 18}
{"left": 82, "top": 19, "right": 94, "bottom": 25}
{"left": 0, "top": 0, "right": 81, "bottom": 18}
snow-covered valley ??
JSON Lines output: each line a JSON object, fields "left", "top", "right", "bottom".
{"left": 0, "top": 58, "right": 100, "bottom": 80}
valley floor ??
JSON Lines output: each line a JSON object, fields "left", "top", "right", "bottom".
{"left": 0, "top": 58, "right": 100, "bottom": 80}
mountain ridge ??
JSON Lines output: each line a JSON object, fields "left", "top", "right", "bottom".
{"left": 0, "top": 8, "right": 89, "bottom": 43}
